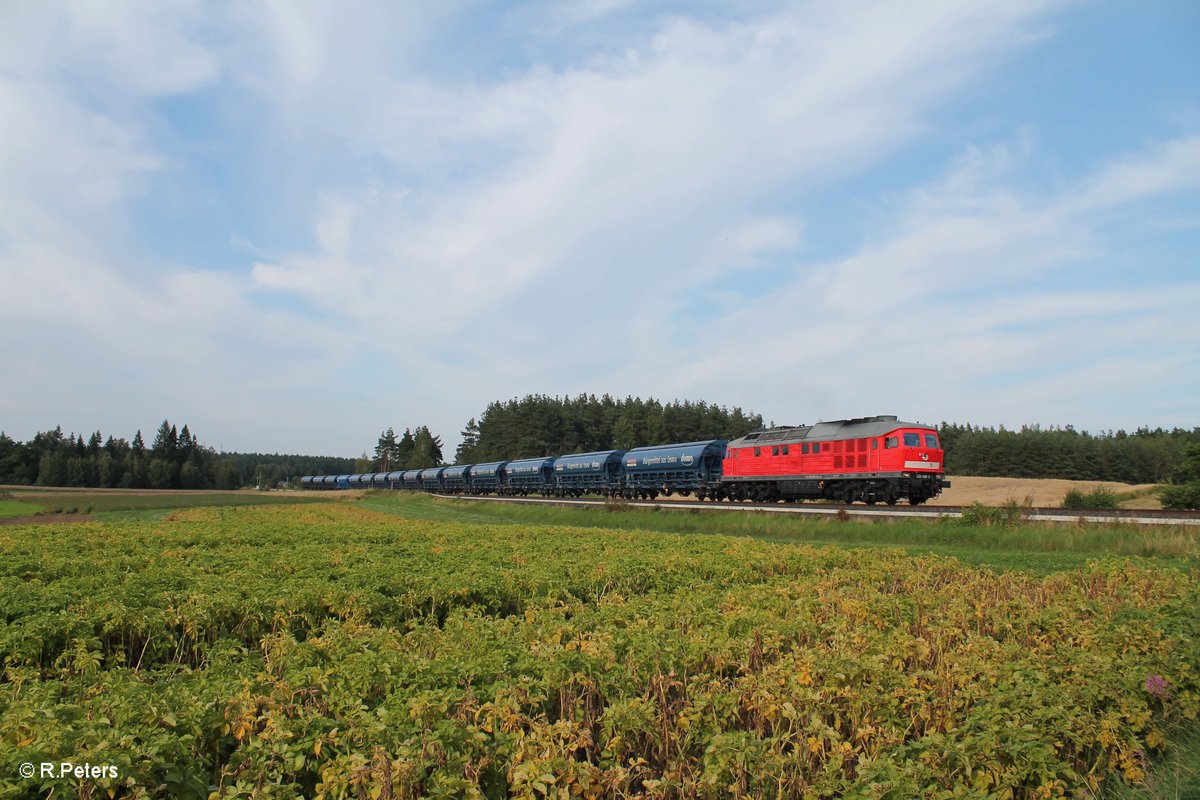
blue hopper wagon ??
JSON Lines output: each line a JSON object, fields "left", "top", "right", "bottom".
{"left": 402, "top": 470, "right": 422, "bottom": 490}
{"left": 622, "top": 439, "right": 728, "bottom": 499}
{"left": 419, "top": 467, "right": 445, "bottom": 492}
{"left": 442, "top": 465, "right": 470, "bottom": 493}
{"left": 553, "top": 450, "right": 625, "bottom": 496}
{"left": 504, "top": 457, "right": 555, "bottom": 495}
{"left": 468, "top": 461, "right": 508, "bottom": 494}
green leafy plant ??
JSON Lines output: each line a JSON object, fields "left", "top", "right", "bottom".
{"left": 1063, "top": 486, "right": 1121, "bottom": 509}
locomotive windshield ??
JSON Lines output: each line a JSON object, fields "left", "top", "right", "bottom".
{"left": 924, "top": 433, "right": 939, "bottom": 448}
{"left": 903, "top": 433, "right": 921, "bottom": 446}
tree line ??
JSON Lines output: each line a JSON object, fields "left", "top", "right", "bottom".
{"left": 366, "top": 394, "right": 764, "bottom": 471}
{"left": 937, "top": 423, "right": 1200, "bottom": 485}
{"left": 7, "top": 408, "right": 1198, "bottom": 500}
{"left": 0, "top": 421, "right": 354, "bottom": 490}
{"left": 457, "top": 394, "right": 764, "bottom": 464}
{"left": 366, "top": 404, "right": 1199, "bottom": 498}
{"left": 367, "top": 426, "right": 445, "bottom": 473}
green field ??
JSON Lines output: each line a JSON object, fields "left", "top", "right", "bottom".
{"left": 0, "top": 494, "right": 1197, "bottom": 798}
{"left": 362, "top": 492, "right": 1200, "bottom": 574}
{"left": 0, "top": 489, "right": 333, "bottom": 521}
{"left": 0, "top": 498, "right": 45, "bottom": 518}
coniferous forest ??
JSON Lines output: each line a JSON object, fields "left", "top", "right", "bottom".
{"left": 0, "top": 421, "right": 354, "bottom": 490}
{"left": 4, "top": 399, "right": 1199, "bottom": 492}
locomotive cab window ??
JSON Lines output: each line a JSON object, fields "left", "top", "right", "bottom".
{"left": 884, "top": 437, "right": 898, "bottom": 449}
{"left": 903, "top": 433, "right": 921, "bottom": 447}
{"left": 871, "top": 439, "right": 878, "bottom": 450}
{"left": 924, "top": 434, "right": 939, "bottom": 448}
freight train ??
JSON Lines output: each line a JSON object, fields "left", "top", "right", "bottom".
{"left": 301, "top": 415, "right": 949, "bottom": 505}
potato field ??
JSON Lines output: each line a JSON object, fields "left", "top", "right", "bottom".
{"left": 1, "top": 502, "right": 1197, "bottom": 799}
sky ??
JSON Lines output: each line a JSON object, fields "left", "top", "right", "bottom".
{"left": 1, "top": 0, "right": 1198, "bottom": 458}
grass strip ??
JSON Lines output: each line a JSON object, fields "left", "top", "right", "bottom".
{"left": 358, "top": 491, "right": 1200, "bottom": 574}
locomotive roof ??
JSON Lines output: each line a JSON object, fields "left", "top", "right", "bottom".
{"left": 727, "top": 415, "right": 934, "bottom": 447}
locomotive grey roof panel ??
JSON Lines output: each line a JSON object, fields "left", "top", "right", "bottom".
{"left": 727, "top": 416, "right": 933, "bottom": 448}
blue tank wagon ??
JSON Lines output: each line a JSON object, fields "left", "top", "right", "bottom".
{"left": 468, "top": 461, "right": 508, "bottom": 495}
{"left": 504, "top": 457, "right": 555, "bottom": 496}
{"left": 622, "top": 440, "right": 728, "bottom": 499}
{"left": 553, "top": 450, "right": 625, "bottom": 497}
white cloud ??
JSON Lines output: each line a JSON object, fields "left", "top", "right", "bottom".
{"left": 2, "top": 0, "right": 1196, "bottom": 455}
{"left": 638, "top": 132, "right": 1200, "bottom": 430}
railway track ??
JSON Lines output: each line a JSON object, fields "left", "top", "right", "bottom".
{"left": 448, "top": 494, "right": 1200, "bottom": 526}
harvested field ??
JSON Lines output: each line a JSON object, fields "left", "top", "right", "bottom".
{"left": 929, "top": 475, "right": 1161, "bottom": 508}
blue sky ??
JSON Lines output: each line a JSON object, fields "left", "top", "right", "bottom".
{"left": 1, "top": 1, "right": 1197, "bottom": 457}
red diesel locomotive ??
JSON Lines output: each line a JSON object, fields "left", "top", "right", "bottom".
{"left": 715, "top": 415, "right": 948, "bottom": 505}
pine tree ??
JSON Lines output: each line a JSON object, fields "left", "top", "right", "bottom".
{"left": 397, "top": 429, "right": 415, "bottom": 467}
{"left": 374, "top": 428, "right": 399, "bottom": 471}
{"left": 406, "top": 427, "right": 444, "bottom": 468}
{"left": 456, "top": 418, "right": 480, "bottom": 464}
{"left": 151, "top": 420, "right": 177, "bottom": 460}
{"left": 178, "top": 425, "right": 195, "bottom": 461}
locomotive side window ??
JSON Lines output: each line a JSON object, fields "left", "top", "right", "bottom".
{"left": 754, "top": 447, "right": 761, "bottom": 456}
{"left": 903, "top": 433, "right": 921, "bottom": 446}
{"left": 772, "top": 446, "right": 779, "bottom": 456}
{"left": 813, "top": 443, "right": 822, "bottom": 453}
{"left": 924, "top": 434, "right": 939, "bottom": 448}
{"left": 801, "top": 443, "right": 809, "bottom": 454}
{"left": 884, "top": 437, "right": 898, "bottom": 449}
{"left": 871, "top": 439, "right": 878, "bottom": 450}
{"left": 782, "top": 445, "right": 789, "bottom": 455}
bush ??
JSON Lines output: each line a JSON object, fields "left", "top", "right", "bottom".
{"left": 1062, "top": 487, "right": 1120, "bottom": 509}
{"left": 1161, "top": 483, "right": 1200, "bottom": 510}
{"left": 959, "top": 498, "right": 1030, "bottom": 527}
